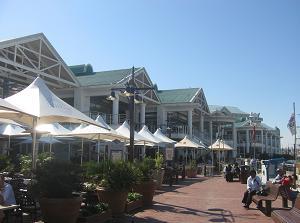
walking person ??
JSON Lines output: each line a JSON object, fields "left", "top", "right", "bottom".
{"left": 242, "top": 170, "right": 261, "bottom": 209}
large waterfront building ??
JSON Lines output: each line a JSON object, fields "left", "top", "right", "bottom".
{"left": 0, "top": 33, "right": 281, "bottom": 158}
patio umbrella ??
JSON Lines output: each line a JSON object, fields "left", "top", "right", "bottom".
{"left": 209, "top": 139, "right": 234, "bottom": 172}
{"left": 2, "top": 77, "right": 108, "bottom": 168}
{"left": 69, "top": 123, "right": 127, "bottom": 165}
{"left": 0, "top": 123, "right": 27, "bottom": 154}
{"left": 175, "top": 135, "right": 206, "bottom": 163}
{"left": 138, "top": 125, "right": 162, "bottom": 157}
{"left": 153, "top": 128, "right": 176, "bottom": 145}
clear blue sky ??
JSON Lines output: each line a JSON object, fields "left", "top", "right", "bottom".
{"left": 1, "top": 0, "right": 300, "bottom": 147}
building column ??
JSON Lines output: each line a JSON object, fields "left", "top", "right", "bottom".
{"left": 140, "top": 103, "right": 146, "bottom": 126}
{"left": 74, "top": 87, "right": 89, "bottom": 114}
{"left": 200, "top": 112, "right": 204, "bottom": 134}
{"left": 188, "top": 109, "right": 193, "bottom": 137}
{"left": 246, "top": 130, "right": 250, "bottom": 154}
{"left": 232, "top": 123, "right": 237, "bottom": 157}
{"left": 112, "top": 93, "right": 119, "bottom": 125}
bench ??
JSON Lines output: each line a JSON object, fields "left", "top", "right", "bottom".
{"left": 271, "top": 197, "right": 300, "bottom": 223}
{"left": 252, "top": 182, "right": 281, "bottom": 216}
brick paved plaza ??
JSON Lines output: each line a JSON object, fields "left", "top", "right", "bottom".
{"left": 122, "top": 176, "right": 283, "bottom": 223}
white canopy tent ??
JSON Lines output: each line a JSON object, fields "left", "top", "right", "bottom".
{"left": 2, "top": 77, "right": 108, "bottom": 168}
{"left": 138, "top": 125, "right": 162, "bottom": 156}
{"left": 70, "top": 123, "right": 128, "bottom": 164}
{"left": 0, "top": 123, "right": 27, "bottom": 154}
{"left": 153, "top": 128, "right": 176, "bottom": 145}
{"left": 138, "top": 126, "right": 161, "bottom": 145}
{"left": 115, "top": 121, "right": 153, "bottom": 145}
{"left": 209, "top": 139, "right": 234, "bottom": 172}
{"left": 175, "top": 135, "right": 206, "bottom": 163}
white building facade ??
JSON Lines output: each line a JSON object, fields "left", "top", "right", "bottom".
{"left": 0, "top": 33, "right": 281, "bottom": 159}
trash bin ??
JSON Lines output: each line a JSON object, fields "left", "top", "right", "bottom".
{"left": 240, "top": 165, "right": 250, "bottom": 184}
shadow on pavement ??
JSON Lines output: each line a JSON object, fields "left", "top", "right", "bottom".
{"left": 155, "top": 176, "right": 208, "bottom": 195}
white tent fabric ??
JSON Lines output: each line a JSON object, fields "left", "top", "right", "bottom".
{"left": 20, "top": 136, "right": 62, "bottom": 144}
{"left": 70, "top": 124, "right": 127, "bottom": 141}
{"left": 208, "top": 139, "right": 234, "bottom": 151}
{"left": 175, "top": 135, "right": 206, "bottom": 149}
{"left": 0, "top": 118, "right": 24, "bottom": 126}
{"left": 154, "top": 128, "right": 176, "bottom": 144}
{"left": 0, "top": 124, "right": 26, "bottom": 136}
{"left": 115, "top": 121, "right": 153, "bottom": 145}
{"left": 138, "top": 126, "right": 161, "bottom": 145}
{"left": 36, "top": 123, "right": 71, "bottom": 136}
{"left": 2, "top": 77, "right": 108, "bottom": 168}
{"left": 95, "top": 115, "right": 113, "bottom": 130}
{"left": 5, "top": 77, "right": 104, "bottom": 127}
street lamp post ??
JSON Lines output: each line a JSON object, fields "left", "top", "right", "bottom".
{"left": 107, "top": 66, "right": 153, "bottom": 161}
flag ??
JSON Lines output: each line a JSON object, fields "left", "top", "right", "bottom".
{"left": 287, "top": 113, "right": 296, "bottom": 135}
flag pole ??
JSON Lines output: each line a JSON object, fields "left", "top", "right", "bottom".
{"left": 293, "top": 102, "right": 297, "bottom": 176}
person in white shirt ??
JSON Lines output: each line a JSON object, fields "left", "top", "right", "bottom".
{"left": 0, "top": 174, "right": 16, "bottom": 205}
{"left": 272, "top": 169, "right": 284, "bottom": 184}
{"left": 241, "top": 169, "right": 261, "bottom": 208}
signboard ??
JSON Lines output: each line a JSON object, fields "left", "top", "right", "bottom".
{"left": 166, "top": 147, "right": 174, "bottom": 161}
{"left": 111, "top": 150, "right": 123, "bottom": 161}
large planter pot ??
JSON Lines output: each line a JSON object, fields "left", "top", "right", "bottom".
{"left": 153, "top": 169, "right": 165, "bottom": 189}
{"left": 186, "top": 169, "right": 197, "bottom": 178}
{"left": 125, "top": 199, "right": 143, "bottom": 213}
{"left": 77, "top": 209, "right": 112, "bottom": 223}
{"left": 96, "top": 188, "right": 128, "bottom": 217}
{"left": 40, "top": 197, "right": 82, "bottom": 223}
{"left": 132, "top": 180, "right": 156, "bottom": 207}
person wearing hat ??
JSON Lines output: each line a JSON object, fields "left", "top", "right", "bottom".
{"left": 272, "top": 168, "right": 285, "bottom": 184}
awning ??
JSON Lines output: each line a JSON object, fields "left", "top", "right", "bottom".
{"left": 175, "top": 135, "right": 206, "bottom": 149}
{"left": 209, "top": 139, "right": 234, "bottom": 151}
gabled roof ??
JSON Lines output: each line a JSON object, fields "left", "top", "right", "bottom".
{"left": 235, "top": 120, "right": 275, "bottom": 131}
{"left": 209, "top": 105, "right": 248, "bottom": 115}
{"left": 157, "top": 88, "right": 200, "bottom": 104}
{"left": 0, "top": 33, "right": 79, "bottom": 88}
{"left": 69, "top": 64, "right": 140, "bottom": 86}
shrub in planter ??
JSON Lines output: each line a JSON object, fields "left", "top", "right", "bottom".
{"left": 153, "top": 152, "right": 165, "bottom": 189}
{"left": 20, "top": 152, "right": 53, "bottom": 177}
{"left": 32, "top": 160, "right": 83, "bottom": 223}
{"left": 78, "top": 202, "right": 111, "bottom": 223}
{"left": 186, "top": 160, "right": 197, "bottom": 178}
{"left": 133, "top": 157, "right": 157, "bottom": 206}
{"left": 85, "top": 161, "right": 140, "bottom": 217}
{"left": 125, "top": 192, "right": 143, "bottom": 213}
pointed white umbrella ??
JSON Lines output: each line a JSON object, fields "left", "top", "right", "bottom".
{"left": 70, "top": 123, "right": 127, "bottom": 165}
{"left": 175, "top": 135, "right": 206, "bottom": 163}
{"left": 138, "top": 125, "right": 162, "bottom": 157}
{"left": 116, "top": 121, "right": 154, "bottom": 159}
{"left": 115, "top": 121, "right": 152, "bottom": 144}
{"left": 3, "top": 77, "right": 107, "bottom": 168}
{"left": 0, "top": 123, "right": 27, "bottom": 154}
{"left": 209, "top": 139, "right": 234, "bottom": 172}
{"left": 20, "top": 136, "right": 62, "bottom": 144}
{"left": 154, "top": 128, "right": 176, "bottom": 144}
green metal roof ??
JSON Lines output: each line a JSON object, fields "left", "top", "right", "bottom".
{"left": 209, "top": 105, "right": 248, "bottom": 114}
{"left": 234, "top": 120, "right": 275, "bottom": 130}
{"left": 69, "top": 64, "right": 140, "bottom": 86}
{"left": 157, "top": 88, "right": 199, "bottom": 104}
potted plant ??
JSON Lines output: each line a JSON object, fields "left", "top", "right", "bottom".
{"left": 77, "top": 202, "right": 112, "bottom": 223}
{"left": 85, "top": 161, "right": 139, "bottom": 217}
{"left": 186, "top": 160, "right": 197, "bottom": 178}
{"left": 153, "top": 152, "right": 165, "bottom": 189}
{"left": 125, "top": 192, "right": 143, "bottom": 213}
{"left": 132, "top": 157, "right": 157, "bottom": 207}
{"left": 31, "top": 160, "right": 83, "bottom": 223}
